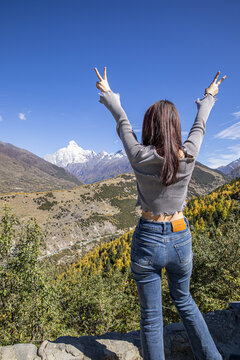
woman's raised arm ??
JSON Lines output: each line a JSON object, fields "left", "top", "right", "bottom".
{"left": 94, "top": 66, "right": 144, "bottom": 164}
{"left": 183, "top": 71, "right": 227, "bottom": 159}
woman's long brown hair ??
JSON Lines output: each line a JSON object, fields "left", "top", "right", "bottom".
{"left": 142, "top": 99, "right": 184, "bottom": 186}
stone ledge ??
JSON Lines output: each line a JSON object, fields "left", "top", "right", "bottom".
{"left": 0, "top": 303, "right": 239, "bottom": 360}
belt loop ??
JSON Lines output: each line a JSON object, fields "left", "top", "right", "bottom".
{"left": 163, "top": 222, "right": 166, "bottom": 234}
{"left": 137, "top": 217, "right": 141, "bottom": 229}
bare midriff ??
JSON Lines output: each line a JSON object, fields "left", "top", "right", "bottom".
{"left": 141, "top": 210, "right": 184, "bottom": 222}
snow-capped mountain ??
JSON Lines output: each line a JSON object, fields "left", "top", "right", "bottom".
{"left": 44, "top": 140, "right": 131, "bottom": 184}
{"left": 44, "top": 140, "right": 97, "bottom": 167}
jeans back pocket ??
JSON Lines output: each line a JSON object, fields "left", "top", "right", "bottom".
{"left": 131, "top": 235, "right": 158, "bottom": 266}
{"left": 173, "top": 235, "right": 193, "bottom": 264}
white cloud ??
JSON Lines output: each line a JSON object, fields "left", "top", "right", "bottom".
{"left": 0, "top": 115, "right": 3, "bottom": 122}
{"left": 206, "top": 158, "right": 233, "bottom": 169}
{"left": 208, "top": 109, "right": 240, "bottom": 167}
{"left": 214, "top": 121, "right": 240, "bottom": 140}
{"left": 214, "top": 108, "right": 240, "bottom": 138}
{"left": 232, "top": 111, "right": 240, "bottom": 119}
{"left": 19, "top": 113, "right": 26, "bottom": 120}
{"left": 205, "top": 155, "right": 238, "bottom": 169}
{"left": 204, "top": 144, "right": 240, "bottom": 169}
{"left": 227, "top": 143, "right": 240, "bottom": 155}
{"left": 182, "top": 131, "right": 189, "bottom": 136}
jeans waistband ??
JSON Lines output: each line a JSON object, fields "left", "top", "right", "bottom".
{"left": 136, "top": 215, "right": 190, "bottom": 234}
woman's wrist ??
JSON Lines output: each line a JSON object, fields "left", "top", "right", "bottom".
{"left": 204, "top": 92, "right": 214, "bottom": 97}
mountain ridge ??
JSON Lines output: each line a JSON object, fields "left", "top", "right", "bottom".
{"left": 0, "top": 140, "right": 84, "bottom": 194}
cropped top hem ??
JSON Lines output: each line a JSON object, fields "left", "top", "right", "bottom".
{"left": 135, "top": 203, "right": 187, "bottom": 217}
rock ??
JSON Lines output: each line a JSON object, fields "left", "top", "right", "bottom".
{"left": 163, "top": 322, "right": 193, "bottom": 359}
{"left": 0, "top": 343, "right": 41, "bottom": 360}
{"left": 163, "top": 302, "right": 240, "bottom": 359}
{"left": 0, "top": 303, "right": 239, "bottom": 360}
{"left": 38, "top": 331, "right": 142, "bottom": 359}
{"left": 37, "top": 339, "right": 90, "bottom": 359}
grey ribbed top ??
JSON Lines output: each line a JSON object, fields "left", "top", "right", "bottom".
{"left": 99, "top": 90, "right": 217, "bottom": 216}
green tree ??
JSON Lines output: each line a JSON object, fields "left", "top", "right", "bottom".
{"left": 0, "top": 205, "right": 61, "bottom": 345}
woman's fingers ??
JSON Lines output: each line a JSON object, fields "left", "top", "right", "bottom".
{"left": 217, "top": 75, "right": 227, "bottom": 86}
{"left": 96, "top": 81, "right": 103, "bottom": 90}
{"left": 94, "top": 67, "right": 103, "bottom": 81}
{"left": 103, "top": 66, "right": 107, "bottom": 80}
{"left": 94, "top": 66, "right": 108, "bottom": 80}
{"left": 94, "top": 66, "right": 111, "bottom": 92}
{"left": 212, "top": 71, "right": 220, "bottom": 84}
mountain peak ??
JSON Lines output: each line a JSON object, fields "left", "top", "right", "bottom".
{"left": 98, "top": 150, "right": 108, "bottom": 158}
{"left": 68, "top": 140, "right": 79, "bottom": 147}
{"left": 44, "top": 142, "right": 127, "bottom": 168}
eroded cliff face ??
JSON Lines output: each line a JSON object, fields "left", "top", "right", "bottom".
{"left": 1, "top": 302, "right": 239, "bottom": 360}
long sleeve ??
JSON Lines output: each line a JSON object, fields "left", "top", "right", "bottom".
{"left": 183, "top": 93, "right": 217, "bottom": 159}
{"left": 98, "top": 90, "right": 144, "bottom": 164}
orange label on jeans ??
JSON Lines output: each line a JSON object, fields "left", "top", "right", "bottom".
{"left": 171, "top": 218, "right": 187, "bottom": 232}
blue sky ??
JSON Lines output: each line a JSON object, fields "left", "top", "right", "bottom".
{"left": 0, "top": 0, "right": 239, "bottom": 169}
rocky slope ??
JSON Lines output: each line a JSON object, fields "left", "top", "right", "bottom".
{"left": 216, "top": 157, "right": 240, "bottom": 179}
{"left": 226, "top": 165, "right": 240, "bottom": 179}
{"left": 217, "top": 157, "right": 240, "bottom": 175}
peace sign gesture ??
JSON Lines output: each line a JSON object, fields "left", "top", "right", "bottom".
{"left": 205, "top": 71, "right": 227, "bottom": 97}
{"left": 94, "top": 66, "right": 111, "bottom": 93}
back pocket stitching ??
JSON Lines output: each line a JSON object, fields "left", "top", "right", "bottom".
{"left": 168, "top": 230, "right": 190, "bottom": 242}
{"left": 174, "top": 237, "right": 192, "bottom": 263}
{"left": 174, "top": 237, "right": 191, "bottom": 248}
{"left": 134, "top": 236, "right": 158, "bottom": 247}
{"left": 131, "top": 237, "right": 158, "bottom": 265}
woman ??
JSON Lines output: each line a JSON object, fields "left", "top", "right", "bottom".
{"left": 94, "top": 67, "right": 226, "bottom": 360}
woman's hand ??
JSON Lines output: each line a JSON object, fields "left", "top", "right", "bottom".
{"left": 204, "top": 71, "right": 227, "bottom": 97}
{"left": 94, "top": 66, "right": 111, "bottom": 93}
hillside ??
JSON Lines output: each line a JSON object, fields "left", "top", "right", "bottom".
{"left": 1, "top": 177, "right": 239, "bottom": 346}
{"left": 217, "top": 157, "right": 240, "bottom": 175}
{"left": 54, "top": 177, "right": 240, "bottom": 334}
{"left": 0, "top": 162, "right": 228, "bottom": 267}
{"left": 0, "top": 140, "right": 84, "bottom": 193}
{"left": 64, "top": 177, "right": 240, "bottom": 278}
{"left": 227, "top": 165, "right": 240, "bottom": 179}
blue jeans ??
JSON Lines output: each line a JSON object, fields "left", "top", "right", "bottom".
{"left": 130, "top": 216, "right": 222, "bottom": 360}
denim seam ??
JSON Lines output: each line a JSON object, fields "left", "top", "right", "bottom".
{"left": 167, "top": 230, "right": 190, "bottom": 242}
{"left": 174, "top": 237, "right": 191, "bottom": 248}
{"left": 151, "top": 246, "right": 158, "bottom": 266}
{"left": 165, "top": 239, "right": 168, "bottom": 265}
